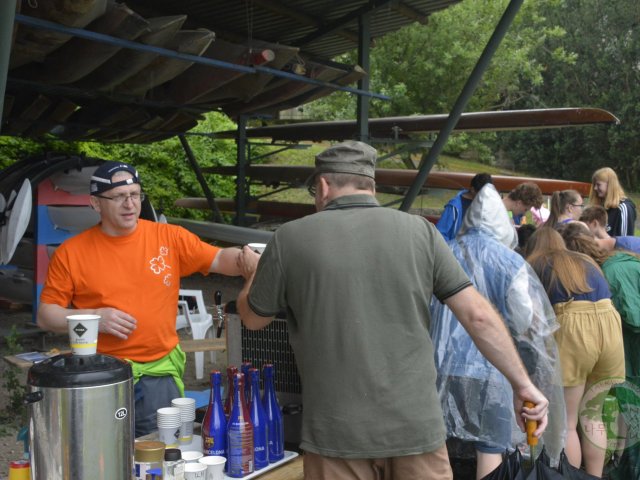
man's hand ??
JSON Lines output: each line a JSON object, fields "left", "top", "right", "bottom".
{"left": 514, "top": 383, "right": 549, "bottom": 438}
{"left": 95, "top": 307, "right": 137, "bottom": 340}
{"left": 239, "top": 246, "right": 261, "bottom": 279}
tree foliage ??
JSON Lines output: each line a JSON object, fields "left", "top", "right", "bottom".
{"left": 498, "top": 0, "right": 640, "bottom": 189}
{"left": 304, "top": 0, "right": 574, "bottom": 164}
{"left": 0, "top": 112, "right": 238, "bottom": 218}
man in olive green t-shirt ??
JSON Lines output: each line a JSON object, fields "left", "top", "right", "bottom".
{"left": 237, "top": 141, "right": 549, "bottom": 480}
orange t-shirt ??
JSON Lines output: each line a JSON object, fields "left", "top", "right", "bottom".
{"left": 40, "top": 219, "right": 220, "bottom": 362}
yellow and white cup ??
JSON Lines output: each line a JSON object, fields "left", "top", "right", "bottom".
{"left": 66, "top": 314, "right": 100, "bottom": 355}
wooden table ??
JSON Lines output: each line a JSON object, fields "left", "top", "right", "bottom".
{"left": 137, "top": 429, "right": 304, "bottom": 480}
{"left": 258, "top": 455, "right": 303, "bottom": 480}
{"left": 4, "top": 337, "right": 226, "bottom": 370}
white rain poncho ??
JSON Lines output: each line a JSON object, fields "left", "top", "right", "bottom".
{"left": 430, "top": 184, "right": 566, "bottom": 460}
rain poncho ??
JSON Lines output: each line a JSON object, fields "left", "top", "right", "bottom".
{"left": 430, "top": 184, "right": 566, "bottom": 460}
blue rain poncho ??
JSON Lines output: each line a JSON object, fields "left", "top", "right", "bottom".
{"left": 430, "top": 184, "right": 566, "bottom": 460}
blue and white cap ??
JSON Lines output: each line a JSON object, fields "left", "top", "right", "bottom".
{"left": 90, "top": 161, "right": 141, "bottom": 195}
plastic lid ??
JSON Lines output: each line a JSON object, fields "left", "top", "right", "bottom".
{"left": 164, "top": 448, "right": 182, "bottom": 461}
{"left": 135, "top": 441, "right": 165, "bottom": 462}
{"left": 27, "top": 353, "right": 132, "bottom": 388}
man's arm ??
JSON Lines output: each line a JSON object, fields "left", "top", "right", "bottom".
{"left": 37, "top": 302, "right": 137, "bottom": 340}
{"left": 444, "top": 286, "right": 549, "bottom": 436}
{"left": 236, "top": 246, "right": 274, "bottom": 330}
{"left": 209, "top": 247, "right": 243, "bottom": 276}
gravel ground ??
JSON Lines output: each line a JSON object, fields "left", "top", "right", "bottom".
{"left": 0, "top": 272, "right": 242, "bottom": 477}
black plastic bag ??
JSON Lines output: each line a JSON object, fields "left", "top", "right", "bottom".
{"left": 481, "top": 449, "right": 526, "bottom": 480}
{"left": 556, "top": 449, "right": 600, "bottom": 479}
{"left": 523, "top": 447, "right": 564, "bottom": 480}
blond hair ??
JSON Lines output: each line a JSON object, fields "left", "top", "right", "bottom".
{"left": 589, "top": 167, "right": 627, "bottom": 209}
{"left": 525, "top": 227, "right": 600, "bottom": 297}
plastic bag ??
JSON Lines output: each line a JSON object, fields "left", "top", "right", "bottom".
{"left": 481, "top": 449, "right": 526, "bottom": 480}
{"left": 430, "top": 185, "right": 566, "bottom": 461}
{"left": 556, "top": 449, "right": 600, "bottom": 479}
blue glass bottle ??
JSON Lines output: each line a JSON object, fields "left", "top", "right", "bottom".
{"left": 249, "top": 368, "right": 269, "bottom": 470}
{"left": 262, "top": 363, "right": 284, "bottom": 462}
{"left": 201, "top": 371, "right": 227, "bottom": 457}
{"left": 241, "top": 361, "right": 253, "bottom": 409}
{"left": 227, "top": 373, "right": 254, "bottom": 477}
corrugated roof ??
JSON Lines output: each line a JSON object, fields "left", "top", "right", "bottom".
{"left": 2, "top": 0, "right": 462, "bottom": 143}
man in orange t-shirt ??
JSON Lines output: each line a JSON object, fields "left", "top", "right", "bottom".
{"left": 38, "top": 161, "right": 243, "bottom": 435}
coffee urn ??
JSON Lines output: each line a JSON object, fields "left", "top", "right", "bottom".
{"left": 26, "top": 353, "right": 134, "bottom": 479}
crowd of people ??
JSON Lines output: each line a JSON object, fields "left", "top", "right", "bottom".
{"left": 35, "top": 143, "right": 637, "bottom": 480}
{"left": 466, "top": 167, "right": 637, "bottom": 479}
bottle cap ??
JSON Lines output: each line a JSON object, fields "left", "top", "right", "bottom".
{"left": 9, "top": 460, "right": 30, "bottom": 469}
{"left": 164, "top": 448, "right": 182, "bottom": 461}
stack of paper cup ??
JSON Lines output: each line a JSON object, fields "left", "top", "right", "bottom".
{"left": 157, "top": 407, "right": 181, "bottom": 448}
{"left": 171, "top": 397, "right": 196, "bottom": 445}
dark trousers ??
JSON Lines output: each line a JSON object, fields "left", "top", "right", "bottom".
{"left": 134, "top": 375, "right": 181, "bottom": 437}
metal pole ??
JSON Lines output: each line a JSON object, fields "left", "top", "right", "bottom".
{"left": 234, "top": 115, "right": 249, "bottom": 227}
{"left": 399, "top": 0, "right": 524, "bottom": 211}
{"left": 0, "top": 1, "right": 17, "bottom": 133}
{"left": 356, "top": 12, "right": 371, "bottom": 142}
{"left": 178, "top": 135, "right": 223, "bottom": 223}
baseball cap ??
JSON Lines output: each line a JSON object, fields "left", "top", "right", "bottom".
{"left": 90, "top": 161, "right": 141, "bottom": 195}
{"left": 306, "top": 141, "right": 377, "bottom": 189}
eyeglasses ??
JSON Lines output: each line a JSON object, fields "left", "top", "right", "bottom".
{"left": 307, "top": 183, "right": 317, "bottom": 197}
{"left": 572, "top": 203, "right": 585, "bottom": 208}
{"left": 95, "top": 192, "right": 145, "bottom": 204}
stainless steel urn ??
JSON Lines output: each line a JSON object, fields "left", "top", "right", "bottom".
{"left": 26, "top": 353, "right": 134, "bottom": 479}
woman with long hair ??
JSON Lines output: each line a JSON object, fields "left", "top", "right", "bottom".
{"left": 560, "top": 222, "right": 640, "bottom": 477}
{"left": 545, "top": 190, "right": 584, "bottom": 227}
{"left": 589, "top": 167, "right": 636, "bottom": 236}
{"left": 525, "top": 227, "right": 624, "bottom": 477}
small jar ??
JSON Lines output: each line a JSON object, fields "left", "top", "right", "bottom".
{"left": 163, "top": 448, "right": 185, "bottom": 480}
{"left": 135, "top": 441, "right": 165, "bottom": 480}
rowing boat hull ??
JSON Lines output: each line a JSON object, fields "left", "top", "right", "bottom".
{"left": 202, "top": 164, "right": 592, "bottom": 196}
{"left": 12, "top": 3, "right": 149, "bottom": 84}
{"left": 214, "top": 108, "right": 621, "bottom": 142}
{"left": 9, "top": 0, "right": 108, "bottom": 69}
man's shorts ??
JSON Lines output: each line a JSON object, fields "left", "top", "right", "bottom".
{"left": 302, "top": 445, "right": 453, "bottom": 480}
{"left": 134, "top": 375, "right": 181, "bottom": 437}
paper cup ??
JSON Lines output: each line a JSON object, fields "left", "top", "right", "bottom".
{"left": 158, "top": 425, "right": 180, "bottom": 448}
{"left": 172, "top": 397, "right": 196, "bottom": 421}
{"left": 199, "top": 456, "right": 227, "bottom": 480}
{"left": 184, "top": 462, "right": 207, "bottom": 479}
{"left": 182, "top": 451, "right": 204, "bottom": 463}
{"left": 247, "top": 242, "right": 266, "bottom": 254}
{"left": 66, "top": 314, "right": 100, "bottom": 355}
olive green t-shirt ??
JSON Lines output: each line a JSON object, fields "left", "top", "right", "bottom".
{"left": 248, "top": 194, "right": 471, "bottom": 458}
